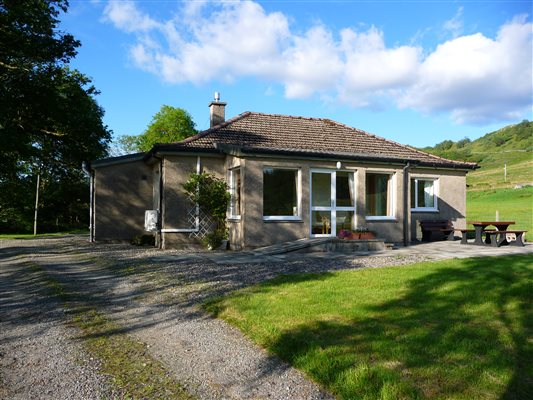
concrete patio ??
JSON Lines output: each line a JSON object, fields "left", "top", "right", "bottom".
{"left": 153, "top": 239, "right": 533, "bottom": 265}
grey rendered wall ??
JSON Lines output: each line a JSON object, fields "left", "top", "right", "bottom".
{"left": 94, "top": 160, "right": 153, "bottom": 242}
{"left": 240, "top": 157, "right": 408, "bottom": 248}
{"left": 409, "top": 169, "right": 467, "bottom": 241}
{"left": 240, "top": 158, "right": 469, "bottom": 247}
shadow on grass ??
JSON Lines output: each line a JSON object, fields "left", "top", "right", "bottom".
{"left": 216, "top": 255, "right": 532, "bottom": 399}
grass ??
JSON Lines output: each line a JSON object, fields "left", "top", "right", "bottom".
{"left": 206, "top": 255, "right": 533, "bottom": 399}
{"left": 0, "top": 229, "right": 88, "bottom": 240}
{"left": 28, "top": 263, "right": 194, "bottom": 400}
{"left": 467, "top": 151, "right": 532, "bottom": 190}
{"left": 467, "top": 186, "right": 533, "bottom": 238}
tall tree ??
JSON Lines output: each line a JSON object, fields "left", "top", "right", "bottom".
{"left": 0, "top": 0, "right": 111, "bottom": 233}
{"left": 117, "top": 105, "right": 197, "bottom": 153}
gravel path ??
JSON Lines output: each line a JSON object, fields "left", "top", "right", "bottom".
{"left": 0, "top": 236, "right": 430, "bottom": 399}
{"left": 0, "top": 247, "right": 113, "bottom": 400}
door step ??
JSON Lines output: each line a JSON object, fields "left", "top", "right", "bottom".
{"left": 251, "top": 237, "right": 388, "bottom": 256}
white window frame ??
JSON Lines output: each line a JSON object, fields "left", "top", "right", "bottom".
{"left": 310, "top": 169, "right": 357, "bottom": 237}
{"left": 411, "top": 177, "right": 438, "bottom": 212}
{"left": 228, "top": 167, "right": 242, "bottom": 220}
{"left": 262, "top": 167, "right": 302, "bottom": 221}
{"left": 365, "top": 171, "right": 396, "bottom": 221}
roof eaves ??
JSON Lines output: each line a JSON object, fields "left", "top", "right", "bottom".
{"left": 91, "top": 152, "right": 147, "bottom": 168}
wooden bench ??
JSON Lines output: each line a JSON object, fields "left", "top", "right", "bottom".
{"left": 419, "top": 220, "right": 455, "bottom": 242}
{"left": 456, "top": 229, "right": 475, "bottom": 244}
{"left": 484, "top": 230, "right": 527, "bottom": 247}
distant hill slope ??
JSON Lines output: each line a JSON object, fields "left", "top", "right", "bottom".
{"left": 420, "top": 120, "right": 532, "bottom": 190}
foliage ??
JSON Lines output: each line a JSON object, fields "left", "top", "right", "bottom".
{"left": 207, "top": 255, "right": 533, "bottom": 399}
{"left": 420, "top": 120, "right": 532, "bottom": 190}
{"left": 117, "top": 105, "right": 197, "bottom": 153}
{"left": 0, "top": 0, "right": 111, "bottom": 233}
{"left": 183, "top": 173, "right": 230, "bottom": 249}
{"left": 421, "top": 120, "right": 532, "bottom": 163}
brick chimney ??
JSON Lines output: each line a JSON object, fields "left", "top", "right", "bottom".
{"left": 209, "top": 91, "right": 226, "bottom": 127}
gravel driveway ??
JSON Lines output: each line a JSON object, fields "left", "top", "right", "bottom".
{"left": 0, "top": 236, "right": 428, "bottom": 399}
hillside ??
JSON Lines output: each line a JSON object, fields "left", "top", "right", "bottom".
{"left": 420, "top": 120, "right": 532, "bottom": 190}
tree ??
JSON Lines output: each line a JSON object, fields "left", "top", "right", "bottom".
{"left": 117, "top": 105, "right": 197, "bottom": 153}
{"left": 0, "top": 0, "right": 111, "bottom": 233}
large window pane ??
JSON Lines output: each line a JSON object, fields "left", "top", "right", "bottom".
{"left": 312, "top": 173, "right": 331, "bottom": 207}
{"left": 336, "top": 171, "right": 354, "bottom": 207}
{"left": 366, "top": 173, "right": 391, "bottom": 217}
{"left": 263, "top": 169, "right": 298, "bottom": 217}
{"left": 312, "top": 211, "right": 331, "bottom": 234}
{"left": 411, "top": 178, "right": 436, "bottom": 209}
{"left": 336, "top": 211, "right": 354, "bottom": 235}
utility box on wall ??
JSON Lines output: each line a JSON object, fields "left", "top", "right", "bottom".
{"left": 144, "top": 210, "right": 159, "bottom": 232}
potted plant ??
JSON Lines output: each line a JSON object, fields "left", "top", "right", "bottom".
{"left": 338, "top": 227, "right": 376, "bottom": 240}
{"left": 338, "top": 229, "right": 354, "bottom": 240}
{"left": 354, "top": 226, "right": 376, "bottom": 240}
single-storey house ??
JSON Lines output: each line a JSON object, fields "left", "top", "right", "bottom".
{"left": 88, "top": 96, "right": 478, "bottom": 250}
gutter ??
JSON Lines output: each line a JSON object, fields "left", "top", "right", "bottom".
{"left": 213, "top": 143, "right": 477, "bottom": 170}
{"left": 403, "top": 162, "right": 411, "bottom": 247}
{"left": 81, "top": 161, "right": 95, "bottom": 243}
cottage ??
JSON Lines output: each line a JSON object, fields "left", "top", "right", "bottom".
{"left": 88, "top": 95, "right": 478, "bottom": 249}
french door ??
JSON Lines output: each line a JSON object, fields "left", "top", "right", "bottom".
{"left": 310, "top": 170, "right": 356, "bottom": 237}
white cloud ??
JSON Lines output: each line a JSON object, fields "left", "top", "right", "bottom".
{"left": 399, "top": 15, "right": 533, "bottom": 123}
{"left": 283, "top": 25, "right": 343, "bottom": 98}
{"left": 101, "top": 1, "right": 533, "bottom": 125}
{"left": 443, "top": 7, "right": 464, "bottom": 38}
{"left": 102, "top": 1, "right": 160, "bottom": 33}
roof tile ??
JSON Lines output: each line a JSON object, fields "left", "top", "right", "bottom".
{"left": 154, "top": 112, "right": 477, "bottom": 169}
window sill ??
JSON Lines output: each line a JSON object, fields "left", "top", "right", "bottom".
{"left": 411, "top": 208, "right": 439, "bottom": 213}
{"left": 365, "top": 216, "right": 397, "bottom": 222}
{"left": 263, "top": 217, "right": 303, "bottom": 223}
{"left": 228, "top": 216, "right": 241, "bottom": 222}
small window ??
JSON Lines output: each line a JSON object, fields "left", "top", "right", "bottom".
{"left": 366, "top": 172, "right": 394, "bottom": 218}
{"left": 411, "top": 178, "right": 437, "bottom": 211}
{"left": 229, "top": 168, "right": 241, "bottom": 219}
{"left": 263, "top": 168, "right": 300, "bottom": 220}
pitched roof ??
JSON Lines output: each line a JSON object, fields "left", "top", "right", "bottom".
{"left": 153, "top": 112, "right": 478, "bottom": 169}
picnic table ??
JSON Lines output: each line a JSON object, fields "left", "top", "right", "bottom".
{"left": 466, "top": 221, "right": 525, "bottom": 246}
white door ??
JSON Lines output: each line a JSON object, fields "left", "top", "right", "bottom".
{"left": 310, "top": 170, "right": 356, "bottom": 237}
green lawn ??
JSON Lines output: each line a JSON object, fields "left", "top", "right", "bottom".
{"left": 207, "top": 255, "right": 533, "bottom": 399}
{"left": 0, "top": 229, "right": 88, "bottom": 240}
{"left": 467, "top": 186, "right": 533, "bottom": 238}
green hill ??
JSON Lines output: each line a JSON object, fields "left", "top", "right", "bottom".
{"left": 420, "top": 120, "right": 532, "bottom": 190}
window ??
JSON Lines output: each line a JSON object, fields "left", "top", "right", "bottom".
{"left": 366, "top": 172, "right": 394, "bottom": 219}
{"left": 229, "top": 168, "right": 241, "bottom": 218}
{"left": 411, "top": 178, "right": 437, "bottom": 211}
{"left": 263, "top": 168, "right": 300, "bottom": 220}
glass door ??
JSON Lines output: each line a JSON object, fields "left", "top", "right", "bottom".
{"left": 310, "top": 170, "right": 356, "bottom": 237}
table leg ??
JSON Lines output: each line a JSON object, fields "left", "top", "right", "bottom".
{"left": 473, "top": 226, "right": 485, "bottom": 246}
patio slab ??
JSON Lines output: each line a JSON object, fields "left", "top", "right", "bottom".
{"left": 190, "top": 240, "right": 533, "bottom": 265}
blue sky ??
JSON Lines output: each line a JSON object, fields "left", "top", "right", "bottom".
{"left": 62, "top": 0, "right": 533, "bottom": 148}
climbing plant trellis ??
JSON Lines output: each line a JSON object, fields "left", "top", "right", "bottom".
{"left": 185, "top": 202, "right": 217, "bottom": 239}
